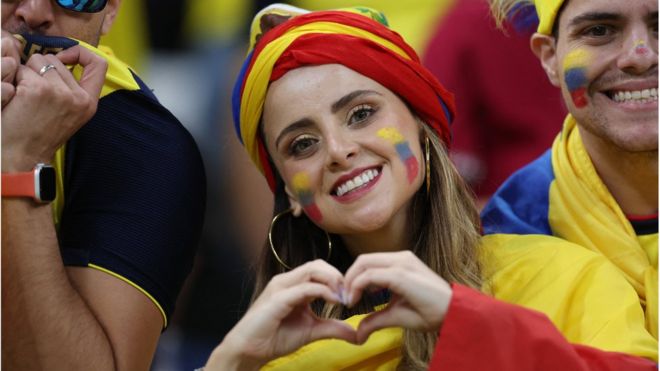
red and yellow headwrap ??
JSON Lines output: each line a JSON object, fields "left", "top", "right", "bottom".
{"left": 232, "top": 4, "right": 456, "bottom": 191}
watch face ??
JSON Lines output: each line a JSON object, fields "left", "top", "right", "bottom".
{"left": 38, "top": 166, "right": 56, "bottom": 202}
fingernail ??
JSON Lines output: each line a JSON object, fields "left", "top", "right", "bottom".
{"left": 346, "top": 293, "right": 353, "bottom": 307}
{"left": 338, "top": 284, "right": 346, "bottom": 305}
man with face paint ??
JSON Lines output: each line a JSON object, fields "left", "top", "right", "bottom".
{"left": 484, "top": 0, "right": 658, "bottom": 350}
{"left": 1, "top": 0, "right": 205, "bottom": 369}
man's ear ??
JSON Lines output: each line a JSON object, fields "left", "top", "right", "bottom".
{"left": 531, "top": 32, "right": 560, "bottom": 87}
{"left": 100, "top": 0, "right": 121, "bottom": 36}
{"left": 284, "top": 185, "right": 304, "bottom": 217}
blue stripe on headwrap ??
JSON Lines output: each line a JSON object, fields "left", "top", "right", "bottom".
{"left": 438, "top": 96, "right": 453, "bottom": 125}
{"left": 232, "top": 50, "right": 254, "bottom": 144}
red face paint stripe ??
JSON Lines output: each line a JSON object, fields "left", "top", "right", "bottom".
{"left": 570, "top": 88, "right": 588, "bottom": 108}
{"left": 405, "top": 157, "right": 419, "bottom": 184}
{"left": 304, "top": 204, "right": 323, "bottom": 222}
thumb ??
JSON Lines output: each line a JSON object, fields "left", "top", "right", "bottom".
{"left": 56, "top": 45, "right": 107, "bottom": 98}
{"left": 309, "top": 319, "right": 358, "bottom": 344}
{"left": 355, "top": 308, "right": 402, "bottom": 344}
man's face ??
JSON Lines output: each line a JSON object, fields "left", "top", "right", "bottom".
{"left": 552, "top": 0, "right": 658, "bottom": 152}
{"left": 1, "top": 0, "right": 116, "bottom": 46}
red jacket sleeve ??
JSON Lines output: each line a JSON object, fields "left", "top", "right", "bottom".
{"left": 429, "top": 284, "right": 657, "bottom": 371}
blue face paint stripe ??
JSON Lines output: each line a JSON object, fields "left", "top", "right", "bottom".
{"left": 395, "top": 142, "right": 414, "bottom": 160}
{"left": 299, "top": 191, "right": 315, "bottom": 206}
{"left": 565, "top": 68, "right": 588, "bottom": 91}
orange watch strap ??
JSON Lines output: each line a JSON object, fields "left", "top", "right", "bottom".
{"left": 2, "top": 171, "right": 36, "bottom": 198}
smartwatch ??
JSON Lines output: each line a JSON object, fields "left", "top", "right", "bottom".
{"left": 2, "top": 163, "right": 56, "bottom": 203}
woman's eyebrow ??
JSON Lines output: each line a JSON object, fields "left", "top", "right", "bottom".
{"left": 275, "top": 117, "right": 314, "bottom": 149}
{"left": 274, "top": 90, "right": 383, "bottom": 149}
{"left": 331, "top": 90, "right": 382, "bottom": 114}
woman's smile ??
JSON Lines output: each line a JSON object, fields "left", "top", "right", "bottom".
{"left": 263, "top": 64, "right": 425, "bottom": 236}
{"left": 332, "top": 166, "right": 382, "bottom": 202}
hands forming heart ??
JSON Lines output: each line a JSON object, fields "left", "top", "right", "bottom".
{"left": 206, "top": 250, "right": 453, "bottom": 370}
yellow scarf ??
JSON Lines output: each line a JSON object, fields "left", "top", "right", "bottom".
{"left": 262, "top": 310, "right": 402, "bottom": 370}
{"left": 548, "top": 115, "right": 658, "bottom": 338}
{"left": 263, "top": 229, "right": 658, "bottom": 369}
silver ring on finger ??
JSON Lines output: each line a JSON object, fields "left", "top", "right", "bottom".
{"left": 38, "top": 63, "right": 56, "bottom": 76}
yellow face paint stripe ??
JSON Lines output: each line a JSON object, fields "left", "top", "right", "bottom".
{"left": 377, "top": 127, "right": 405, "bottom": 144}
{"left": 292, "top": 172, "right": 311, "bottom": 190}
{"left": 563, "top": 49, "right": 590, "bottom": 70}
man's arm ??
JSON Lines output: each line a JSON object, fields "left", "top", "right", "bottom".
{"left": 2, "top": 201, "right": 162, "bottom": 370}
{"left": 1, "top": 41, "right": 162, "bottom": 370}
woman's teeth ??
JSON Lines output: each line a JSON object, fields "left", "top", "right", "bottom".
{"left": 335, "top": 169, "right": 379, "bottom": 196}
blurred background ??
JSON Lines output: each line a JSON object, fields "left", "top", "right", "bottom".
{"left": 100, "top": 0, "right": 564, "bottom": 369}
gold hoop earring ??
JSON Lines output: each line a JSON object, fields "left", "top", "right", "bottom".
{"left": 425, "top": 136, "right": 431, "bottom": 195}
{"left": 268, "top": 208, "right": 332, "bottom": 270}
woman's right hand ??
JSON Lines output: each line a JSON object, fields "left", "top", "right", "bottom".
{"left": 204, "top": 260, "right": 357, "bottom": 370}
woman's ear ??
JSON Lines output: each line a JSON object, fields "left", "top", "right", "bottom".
{"left": 530, "top": 32, "right": 560, "bottom": 87}
{"left": 284, "top": 185, "right": 304, "bottom": 217}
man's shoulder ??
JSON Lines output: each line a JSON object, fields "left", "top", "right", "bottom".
{"left": 64, "top": 67, "right": 204, "bottom": 194}
{"left": 481, "top": 150, "right": 555, "bottom": 235}
{"left": 97, "top": 68, "right": 163, "bottom": 115}
{"left": 87, "top": 65, "right": 199, "bottom": 149}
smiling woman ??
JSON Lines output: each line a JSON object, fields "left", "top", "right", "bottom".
{"left": 202, "top": 3, "right": 657, "bottom": 371}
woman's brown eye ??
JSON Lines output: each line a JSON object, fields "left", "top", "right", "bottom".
{"left": 349, "top": 106, "right": 375, "bottom": 125}
{"left": 289, "top": 137, "right": 316, "bottom": 156}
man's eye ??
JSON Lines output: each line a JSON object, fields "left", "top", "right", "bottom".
{"left": 348, "top": 105, "right": 375, "bottom": 125}
{"left": 289, "top": 136, "right": 316, "bottom": 156}
{"left": 583, "top": 25, "right": 613, "bottom": 37}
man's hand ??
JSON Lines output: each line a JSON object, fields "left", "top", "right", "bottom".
{"left": 1, "top": 45, "right": 107, "bottom": 172}
{"left": 1, "top": 31, "right": 21, "bottom": 108}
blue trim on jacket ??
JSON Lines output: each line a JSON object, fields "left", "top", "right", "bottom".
{"left": 481, "top": 150, "right": 554, "bottom": 235}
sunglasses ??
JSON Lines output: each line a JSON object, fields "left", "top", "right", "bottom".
{"left": 55, "top": 0, "right": 108, "bottom": 13}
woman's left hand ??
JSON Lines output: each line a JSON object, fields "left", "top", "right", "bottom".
{"left": 343, "top": 251, "right": 453, "bottom": 343}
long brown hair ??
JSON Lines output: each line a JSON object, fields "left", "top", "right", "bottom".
{"left": 251, "top": 119, "right": 482, "bottom": 370}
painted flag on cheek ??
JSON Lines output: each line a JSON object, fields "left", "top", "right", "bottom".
{"left": 563, "top": 49, "right": 590, "bottom": 108}
{"left": 377, "top": 127, "right": 419, "bottom": 183}
{"left": 292, "top": 172, "right": 323, "bottom": 222}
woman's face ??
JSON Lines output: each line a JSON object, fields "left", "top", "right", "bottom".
{"left": 262, "top": 64, "right": 425, "bottom": 237}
